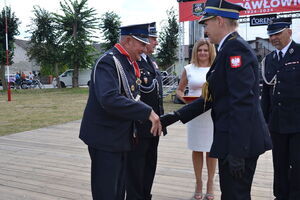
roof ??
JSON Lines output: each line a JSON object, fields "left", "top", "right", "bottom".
{"left": 14, "top": 39, "right": 32, "bottom": 50}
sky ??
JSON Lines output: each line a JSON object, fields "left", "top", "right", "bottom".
{"left": 0, "top": 0, "right": 178, "bottom": 41}
{"left": 0, "top": 0, "right": 299, "bottom": 44}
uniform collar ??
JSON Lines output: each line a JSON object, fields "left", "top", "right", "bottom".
{"left": 217, "top": 31, "right": 234, "bottom": 52}
{"left": 141, "top": 53, "right": 147, "bottom": 61}
{"left": 276, "top": 40, "right": 292, "bottom": 57}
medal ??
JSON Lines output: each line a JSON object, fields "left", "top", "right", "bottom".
{"left": 131, "top": 85, "right": 135, "bottom": 91}
{"left": 143, "top": 77, "right": 148, "bottom": 84}
{"left": 136, "top": 79, "right": 142, "bottom": 85}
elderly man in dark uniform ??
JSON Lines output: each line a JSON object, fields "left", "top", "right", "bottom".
{"left": 125, "top": 22, "right": 166, "bottom": 200}
{"left": 79, "top": 23, "right": 162, "bottom": 200}
{"left": 261, "top": 18, "right": 300, "bottom": 200}
{"left": 160, "top": 0, "right": 272, "bottom": 199}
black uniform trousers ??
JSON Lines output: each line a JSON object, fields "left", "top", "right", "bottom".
{"left": 88, "top": 147, "right": 126, "bottom": 200}
{"left": 270, "top": 132, "right": 300, "bottom": 200}
{"left": 218, "top": 156, "right": 258, "bottom": 200}
{"left": 125, "top": 137, "right": 159, "bottom": 200}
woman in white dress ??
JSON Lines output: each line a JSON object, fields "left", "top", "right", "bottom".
{"left": 176, "top": 39, "right": 217, "bottom": 200}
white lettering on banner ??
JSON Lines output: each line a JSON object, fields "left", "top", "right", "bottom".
{"left": 243, "top": 2, "right": 252, "bottom": 9}
{"left": 239, "top": 0, "right": 300, "bottom": 10}
{"left": 264, "top": 0, "right": 271, "bottom": 8}
{"left": 281, "top": 0, "right": 292, "bottom": 6}
{"left": 250, "top": 15, "right": 276, "bottom": 26}
{"left": 271, "top": 0, "right": 281, "bottom": 7}
{"left": 252, "top": 1, "right": 264, "bottom": 9}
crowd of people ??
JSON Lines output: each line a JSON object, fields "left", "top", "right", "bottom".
{"left": 13, "top": 71, "right": 38, "bottom": 86}
{"left": 79, "top": 0, "right": 300, "bottom": 199}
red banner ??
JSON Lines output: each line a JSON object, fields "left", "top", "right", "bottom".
{"left": 179, "top": 0, "right": 300, "bottom": 22}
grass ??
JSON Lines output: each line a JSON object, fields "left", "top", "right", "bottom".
{"left": 0, "top": 88, "right": 183, "bottom": 136}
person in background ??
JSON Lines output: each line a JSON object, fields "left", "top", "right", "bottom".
{"left": 15, "top": 72, "right": 21, "bottom": 86}
{"left": 21, "top": 72, "right": 26, "bottom": 80}
{"left": 261, "top": 17, "right": 300, "bottom": 200}
{"left": 79, "top": 23, "right": 162, "bottom": 200}
{"left": 160, "top": 0, "right": 272, "bottom": 199}
{"left": 176, "top": 39, "right": 217, "bottom": 200}
{"left": 125, "top": 22, "right": 166, "bottom": 200}
{"left": 28, "top": 72, "right": 34, "bottom": 80}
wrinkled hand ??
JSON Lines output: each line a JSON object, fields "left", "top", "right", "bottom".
{"left": 160, "top": 111, "right": 180, "bottom": 128}
{"left": 225, "top": 154, "right": 245, "bottom": 179}
{"left": 149, "top": 110, "right": 162, "bottom": 136}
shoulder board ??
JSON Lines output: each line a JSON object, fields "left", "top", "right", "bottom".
{"left": 228, "top": 32, "right": 238, "bottom": 41}
{"left": 265, "top": 50, "right": 276, "bottom": 59}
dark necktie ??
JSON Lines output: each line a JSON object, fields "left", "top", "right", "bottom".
{"left": 278, "top": 51, "right": 283, "bottom": 61}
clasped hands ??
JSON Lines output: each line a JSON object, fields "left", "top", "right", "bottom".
{"left": 149, "top": 111, "right": 180, "bottom": 136}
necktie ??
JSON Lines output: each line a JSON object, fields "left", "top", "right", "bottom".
{"left": 278, "top": 51, "right": 283, "bottom": 61}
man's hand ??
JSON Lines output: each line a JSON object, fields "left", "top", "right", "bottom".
{"left": 225, "top": 154, "right": 245, "bottom": 179}
{"left": 149, "top": 110, "right": 162, "bottom": 136}
{"left": 160, "top": 111, "right": 180, "bottom": 128}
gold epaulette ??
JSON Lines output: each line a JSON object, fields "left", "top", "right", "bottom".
{"left": 201, "top": 81, "right": 212, "bottom": 102}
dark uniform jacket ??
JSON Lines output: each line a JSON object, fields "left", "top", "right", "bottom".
{"left": 261, "top": 41, "right": 300, "bottom": 134}
{"left": 79, "top": 46, "right": 152, "bottom": 152}
{"left": 136, "top": 55, "right": 166, "bottom": 137}
{"left": 177, "top": 32, "right": 272, "bottom": 159}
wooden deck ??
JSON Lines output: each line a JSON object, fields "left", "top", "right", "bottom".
{"left": 0, "top": 120, "right": 274, "bottom": 200}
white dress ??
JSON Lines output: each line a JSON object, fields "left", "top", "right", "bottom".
{"left": 184, "top": 64, "right": 214, "bottom": 152}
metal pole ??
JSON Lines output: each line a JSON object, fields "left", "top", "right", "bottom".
{"left": 4, "top": 0, "right": 11, "bottom": 101}
{"left": 178, "top": 21, "right": 185, "bottom": 76}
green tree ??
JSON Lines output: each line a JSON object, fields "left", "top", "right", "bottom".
{"left": 156, "top": 7, "right": 179, "bottom": 69}
{"left": 54, "top": 0, "right": 99, "bottom": 87}
{"left": 0, "top": 6, "right": 19, "bottom": 90}
{"left": 99, "top": 11, "right": 121, "bottom": 51}
{"left": 27, "top": 6, "right": 64, "bottom": 87}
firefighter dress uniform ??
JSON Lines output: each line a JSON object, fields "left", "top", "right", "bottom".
{"left": 79, "top": 24, "right": 153, "bottom": 200}
{"left": 161, "top": 1, "right": 272, "bottom": 199}
{"left": 125, "top": 22, "right": 166, "bottom": 200}
{"left": 261, "top": 18, "right": 300, "bottom": 200}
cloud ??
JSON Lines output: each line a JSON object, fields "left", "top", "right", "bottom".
{"left": 2, "top": 0, "right": 299, "bottom": 43}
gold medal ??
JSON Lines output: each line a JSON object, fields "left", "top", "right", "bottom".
{"left": 131, "top": 85, "right": 135, "bottom": 91}
{"left": 136, "top": 78, "right": 142, "bottom": 85}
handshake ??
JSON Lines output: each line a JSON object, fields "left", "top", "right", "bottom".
{"left": 160, "top": 111, "right": 181, "bottom": 128}
{"left": 149, "top": 110, "right": 181, "bottom": 136}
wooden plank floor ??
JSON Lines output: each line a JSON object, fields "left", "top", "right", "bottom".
{"left": 0, "top": 120, "right": 274, "bottom": 200}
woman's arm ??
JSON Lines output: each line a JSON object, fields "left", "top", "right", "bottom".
{"left": 176, "top": 69, "right": 188, "bottom": 104}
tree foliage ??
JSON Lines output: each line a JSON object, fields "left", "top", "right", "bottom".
{"left": 156, "top": 8, "right": 179, "bottom": 70}
{"left": 0, "top": 6, "right": 19, "bottom": 90}
{"left": 27, "top": 6, "right": 64, "bottom": 87}
{"left": 54, "top": 0, "right": 99, "bottom": 87}
{"left": 99, "top": 11, "right": 121, "bottom": 51}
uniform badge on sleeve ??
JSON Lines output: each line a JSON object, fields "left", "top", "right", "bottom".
{"left": 230, "top": 56, "right": 242, "bottom": 68}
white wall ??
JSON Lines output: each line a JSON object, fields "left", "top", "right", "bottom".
{"left": 7, "top": 42, "right": 40, "bottom": 75}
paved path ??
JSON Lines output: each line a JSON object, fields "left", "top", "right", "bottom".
{"left": 0, "top": 120, "right": 274, "bottom": 200}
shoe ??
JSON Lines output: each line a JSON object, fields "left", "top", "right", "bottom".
{"left": 203, "top": 193, "right": 214, "bottom": 200}
{"left": 191, "top": 192, "right": 203, "bottom": 200}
